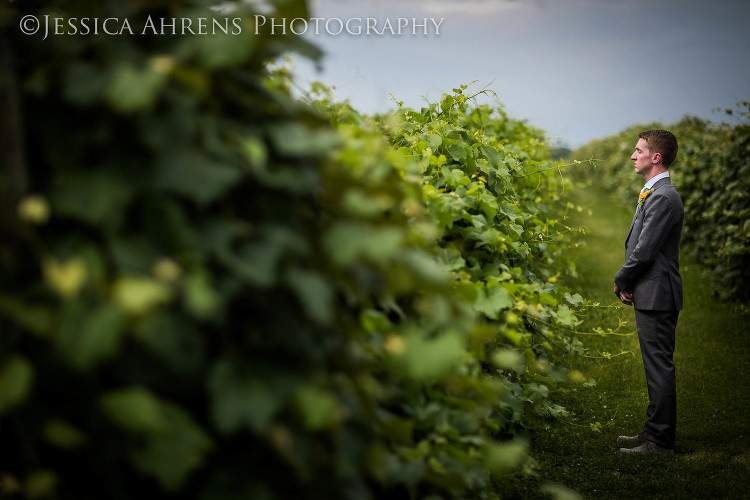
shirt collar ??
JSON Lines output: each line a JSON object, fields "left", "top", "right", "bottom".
{"left": 644, "top": 171, "right": 670, "bottom": 190}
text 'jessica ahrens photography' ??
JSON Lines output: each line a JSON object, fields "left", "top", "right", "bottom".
{"left": 19, "top": 14, "right": 446, "bottom": 40}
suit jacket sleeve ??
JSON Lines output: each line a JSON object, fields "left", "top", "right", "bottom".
{"left": 614, "top": 193, "right": 675, "bottom": 291}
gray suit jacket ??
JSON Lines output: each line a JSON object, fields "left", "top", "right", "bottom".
{"left": 614, "top": 177, "right": 684, "bottom": 311}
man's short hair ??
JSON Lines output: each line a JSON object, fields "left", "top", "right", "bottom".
{"left": 639, "top": 129, "right": 678, "bottom": 167}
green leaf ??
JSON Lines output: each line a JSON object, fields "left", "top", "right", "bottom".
{"left": 43, "top": 419, "right": 88, "bottom": 450}
{"left": 51, "top": 170, "right": 132, "bottom": 226}
{"left": 323, "top": 223, "right": 405, "bottom": 266}
{"left": 238, "top": 136, "right": 319, "bottom": 192}
{"left": 56, "top": 303, "right": 125, "bottom": 370}
{"left": 491, "top": 349, "right": 523, "bottom": 372}
{"left": 453, "top": 281, "right": 479, "bottom": 303}
{"left": 508, "top": 223, "right": 524, "bottom": 238}
{"left": 0, "top": 356, "right": 34, "bottom": 415}
{"left": 402, "top": 250, "right": 449, "bottom": 285}
{"left": 540, "top": 483, "right": 583, "bottom": 500}
{"left": 538, "top": 291, "right": 557, "bottom": 307}
{"left": 426, "top": 134, "right": 442, "bottom": 149}
{"left": 142, "top": 198, "right": 198, "bottom": 256}
{"left": 24, "top": 470, "right": 58, "bottom": 499}
{"left": 268, "top": 122, "right": 340, "bottom": 157}
{"left": 583, "top": 378, "right": 597, "bottom": 388}
{"left": 106, "top": 63, "right": 165, "bottom": 112}
{"left": 546, "top": 403, "right": 569, "bottom": 418}
{"left": 190, "top": 25, "right": 257, "bottom": 68}
{"left": 499, "top": 201, "right": 523, "bottom": 222}
{"left": 129, "top": 402, "right": 213, "bottom": 491}
{"left": 286, "top": 268, "right": 334, "bottom": 325}
{"left": 134, "top": 313, "right": 206, "bottom": 375}
{"left": 64, "top": 62, "right": 106, "bottom": 105}
{"left": 386, "top": 457, "right": 427, "bottom": 489}
{"left": 183, "top": 269, "right": 221, "bottom": 320}
{"left": 0, "top": 295, "right": 53, "bottom": 336}
{"left": 554, "top": 305, "right": 579, "bottom": 328}
{"left": 239, "top": 136, "right": 267, "bottom": 169}
{"left": 100, "top": 387, "right": 169, "bottom": 434}
{"left": 109, "top": 235, "right": 160, "bottom": 273}
{"left": 294, "top": 385, "right": 340, "bottom": 430}
{"left": 484, "top": 440, "right": 527, "bottom": 475}
{"left": 564, "top": 292, "right": 584, "bottom": 306}
{"left": 231, "top": 241, "right": 282, "bottom": 287}
{"left": 394, "top": 332, "right": 466, "bottom": 380}
{"left": 101, "top": 387, "right": 214, "bottom": 489}
{"left": 441, "top": 94, "right": 454, "bottom": 110}
{"left": 113, "top": 277, "right": 172, "bottom": 316}
{"left": 480, "top": 145, "right": 501, "bottom": 168}
{"left": 446, "top": 141, "right": 467, "bottom": 161}
{"left": 438, "top": 245, "right": 466, "bottom": 272}
{"left": 479, "top": 190, "right": 499, "bottom": 219}
{"left": 526, "top": 383, "right": 549, "bottom": 402}
{"left": 208, "top": 360, "right": 283, "bottom": 434}
{"left": 469, "top": 227, "right": 504, "bottom": 248}
{"left": 381, "top": 416, "right": 414, "bottom": 445}
{"left": 229, "top": 226, "right": 309, "bottom": 286}
{"left": 425, "top": 190, "right": 465, "bottom": 229}
{"left": 441, "top": 167, "right": 467, "bottom": 188}
{"left": 154, "top": 149, "right": 241, "bottom": 206}
{"left": 474, "top": 285, "right": 514, "bottom": 320}
{"left": 341, "top": 189, "right": 393, "bottom": 218}
{"left": 361, "top": 309, "right": 393, "bottom": 333}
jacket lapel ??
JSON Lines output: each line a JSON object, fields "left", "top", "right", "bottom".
{"left": 625, "top": 214, "right": 637, "bottom": 246}
{"left": 624, "top": 176, "right": 672, "bottom": 246}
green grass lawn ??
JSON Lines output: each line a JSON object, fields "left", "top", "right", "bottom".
{"left": 500, "top": 186, "right": 750, "bottom": 499}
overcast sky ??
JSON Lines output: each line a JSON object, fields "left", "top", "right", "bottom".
{"left": 290, "top": 0, "right": 750, "bottom": 147}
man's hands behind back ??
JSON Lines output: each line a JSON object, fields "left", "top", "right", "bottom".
{"left": 613, "top": 282, "right": 634, "bottom": 306}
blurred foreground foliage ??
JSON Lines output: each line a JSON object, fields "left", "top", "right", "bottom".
{"left": 1, "top": 0, "right": 593, "bottom": 498}
{"left": 572, "top": 105, "right": 750, "bottom": 302}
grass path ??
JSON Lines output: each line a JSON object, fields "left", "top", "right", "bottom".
{"left": 504, "top": 186, "right": 750, "bottom": 499}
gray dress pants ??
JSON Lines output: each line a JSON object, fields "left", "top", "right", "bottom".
{"left": 634, "top": 308, "right": 679, "bottom": 449}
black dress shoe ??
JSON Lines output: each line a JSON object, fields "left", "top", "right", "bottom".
{"left": 616, "top": 433, "right": 645, "bottom": 443}
{"left": 618, "top": 440, "right": 674, "bottom": 454}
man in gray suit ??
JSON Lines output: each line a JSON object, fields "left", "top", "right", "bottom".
{"left": 613, "top": 129, "right": 684, "bottom": 454}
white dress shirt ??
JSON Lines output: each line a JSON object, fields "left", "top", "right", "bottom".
{"left": 644, "top": 171, "right": 670, "bottom": 190}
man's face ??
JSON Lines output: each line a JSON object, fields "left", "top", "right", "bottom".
{"left": 631, "top": 138, "right": 655, "bottom": 176}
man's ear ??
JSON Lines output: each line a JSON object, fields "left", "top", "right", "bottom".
{"left": 652, "top": 152, "right": 662, "bottom": 164}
